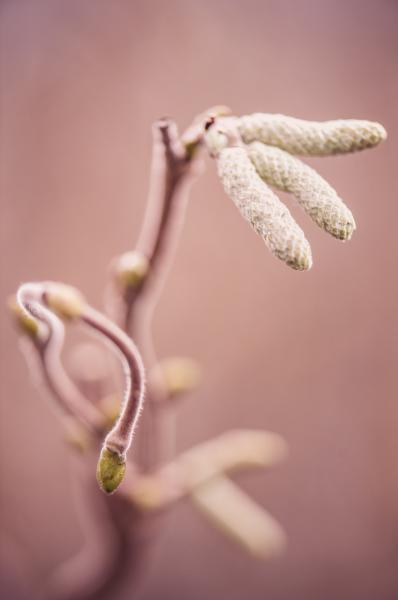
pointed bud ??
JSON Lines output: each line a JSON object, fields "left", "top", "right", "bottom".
{"left": 96, "top": 447, "right": 126, "bottom": 494}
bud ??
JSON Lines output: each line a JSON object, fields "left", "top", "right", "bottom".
{"left": 64, "top": 418, "right": 92, "bottom": 454}
{"left": 150, "top": 357, "right": 201, "bottom": 398}
{"left": 217, "top": 146, "right": 312, "bottom": 270}
{"left": 45, "top": 283, "right": 85, "bottom": 320}
{"left": 248, "top": 142, "right": 356, "bottom": 240}
{"left": 113, "top": 251, "right": 149, "bottom": 289}
{"left": 96, "top": 447, "right": 126, "bottom": 494}
{"left": 8, "top": 296, "right": 39, "bottom": 339}
{"left": 239, "top": 113, "right": 387, "bottom": 156}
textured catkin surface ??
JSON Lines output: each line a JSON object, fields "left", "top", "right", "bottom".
{"left": 217, "top": 147, "right": 312, "bottom": 270}
{"left": 247, "top": 142, "right": 356, "bottom": 240}
{"left": 239, "top": 114, "right": 387, "bottom": 156}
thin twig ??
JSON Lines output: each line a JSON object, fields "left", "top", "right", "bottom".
{"left": 109, "top": 115, "right": 208, "bottom": 471}
{"left": 82, "top": 306, "right": 145, "bottom": 457}
{"left": 17, "top": 283, "right": 104, "bottom": 433}
{"left": 81, "top": 305, "right": 145, "bottom": 493}
{"left": 121, "top": 118, "right": 198, "bottom": 341}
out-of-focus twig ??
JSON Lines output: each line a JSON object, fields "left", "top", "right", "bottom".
{"left": 130, "top": 429, "right": 288, "bottom": 510}
{"left": 15, "top": 284, "right": 104, "bottom": 433}
{"left": 191, "top": 476, "right": 286, "bottom": 559}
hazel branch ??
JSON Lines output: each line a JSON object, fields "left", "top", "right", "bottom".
{"left": 9, "top": 106, "right": 388, "bottom": 596}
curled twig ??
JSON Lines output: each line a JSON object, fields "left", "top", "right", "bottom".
{"left": 16, "top": 283, "right": 104, "bottom": 432}
{"left": 81, "top": 306, "right": 145, "bottom": 493}
{"left": 16, "top": 281, "right": 146, "bottom": 494}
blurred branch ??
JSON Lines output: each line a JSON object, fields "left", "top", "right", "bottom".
{"left": 191, "top": 476, "right": 286, "bottom": 559}
{"left": 13, "top": 285, "right": 104, "bottom": 433}
{"left": 131, "top": 429, "right": 288, "bottom": 510}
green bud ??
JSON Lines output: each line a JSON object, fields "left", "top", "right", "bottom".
{"left": 8, "top": 297, "right": 40, "bottom": 339}
{"left": 96, "top": 447, "right": 126, "bottom": 494}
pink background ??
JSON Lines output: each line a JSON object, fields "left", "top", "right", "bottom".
{"left": 1, "top": 1, "right": 398, "bottom": 599}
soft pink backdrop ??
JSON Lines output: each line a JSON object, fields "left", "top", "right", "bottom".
{"left": 1, "top": 1, "right": 398, "bottom": 599}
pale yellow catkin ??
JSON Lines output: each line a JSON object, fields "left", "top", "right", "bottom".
{"left": 239, "top": 113, "right": 387, "bottom": 156}
{"left": 247, "top": 142, "right": 356, "bottom": 240}
{"left": 217, "top": 146, "right": 312, "bottom": 270}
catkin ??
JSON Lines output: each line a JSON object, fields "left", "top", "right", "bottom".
{"left": 247, "top": 142, "right": 356, "bottom": 240}
{"left": 239, "top": 113, "right": 387, "bottom": 156}
{"left": 217, "top": 147, "right": 312, "bottom": 270}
